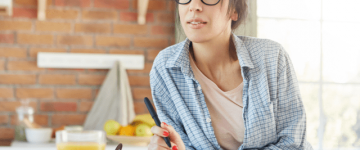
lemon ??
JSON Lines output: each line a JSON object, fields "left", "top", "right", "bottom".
{"left": 135, "top": 123, "right": 153, "bottom": 137}
{"left": 103, "top": 120, "right": 121, "bottom": 135}
{"left": 119, "top": 125, "right": 136, "bottom": 136}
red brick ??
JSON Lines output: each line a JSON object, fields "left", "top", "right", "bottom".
{"left": 0, "top": 101, "right": 37, "bottom": 112}
{"left": 0, "top": 115, "right": 8, "bottom": 125}
{"left": 70, "top": 49, "right": 106, "bottom": 54}
{"left": 13, "top": 7, "right": 37, "bottom": 18}
{"left": 157, "top": 12, "right": 175, "bottom": 23}
{"left": 14, "top": 0, "right": 52, "bottom": 6}
{"left": 170, "top": 37, "right": 176, "bottom": 45}
{"left": 133, "top": 0, "right": 166, "bottom": 11}
{"left": 54, "top": 0, "right": 91, "bottom": 7}
{"left": 127, "top": 62, "right": 153, "bottom": 74}
{"left": 17, "top": 33, "right": 53, "bottom": 45}
{"left": 82, "top": 10, "right": 117, "bottom": 20}
{"left": 0, "top": 74, "right": 37, "bottom": 84}
{"left": 113, "top": 24, "right": 147, "bottom": 35}
{"left": 94, "top": 0, "right": 129, "bottom": 9}
{"left": 151, "top": 25, "right": 175, "bottom": 35}
{"left": 11, "top": 115, "right": 48, "bottom": 126}
{"left": 57, "top": 35, "right": 93, "bottom": 46}
{"left": 0, "top": 88, "right": 14, "bottom": 99}
{"left": 0, "top": 128, "right": 14, "bottom": 140}
{"left": 134, "top": 101, "right": 147, "bottom": 114}
{"left": 108, "top": 49, "right": 144, "bottom": 55}
{"left": 16, "top": 88, "right": 54, "bottom": 99}
{"left": 40, "top": 101, "right": 77, "bottom": 112}
{"left": 87, "top": 69, "right": 109, "bottom": 73}
{"left": 46, "top": 9, "right": 79, "bottom": 19}
{"left": 79, "top": 101, "right": 93, "bottom": 112}
{"left": 75, "top": 23, "right": 111, "bottom": 33}
{"left": 96, "top": 36, "right": 131, "bottom": 47}
{"left": 78, "top": 74, "right": 106, "bottom": 85}
{"left": 56, "top": 88, "right": 92, "bottom": 99}
{"left": 0, "top": 60, "right": 4, "bottom": 70}
{"left": 0, "top": 33, "right": 14, "bottom": 44}
{"left": 134, "top": 37, "right": 168, "bottom": 48}
{"left": 129, "top": 75, "right": 150, "bottom": 86}
{"left": 147, "top": 49, "right": 161, "bottom": 61}
{"left": 36, "top": 21, "right": 72, "bottom": 32}
{"left": 39, "top": 74, "right": 76, "bottom": 85}
{"left": 132, "top": 87, "right": 152, "bottom": 100}
{"left": 52, "top": 114, "right": 86, "bottom": 125}
{"left": 29, "top": 48, "right": 67, "bottom": 58}
{"left": 0, "top": 47, "right": 27, "bottom": 58}
{"left": 169, "top": 0, "right": 176, "bottom": 11}
{"left": 0, "top": 21, "right": 32, "bottom": 31}
{"left": 119, "top": 12, "right": 154, "bottom": 22}
{"left": 47, "top": 68, "right": 85, "bottom": 72}
{"left": 7, "top": 60, "right": 45, "bottom": 71}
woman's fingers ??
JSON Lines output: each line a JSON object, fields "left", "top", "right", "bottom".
{"left": 148, "top": 142, "right": 171, "bottom": 150}
{"left": 150, "top": 135, "right": 171, "bottom": 149}
{"left": 151, "top": 125, "right": 170, "bottom": 138}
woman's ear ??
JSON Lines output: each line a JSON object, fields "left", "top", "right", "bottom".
{"left": 231, "top": 11, "right": 238, "bottom": 21}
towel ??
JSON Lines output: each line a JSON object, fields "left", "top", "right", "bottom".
{"left": 83, "top": 61, "right": 135, "bottom": 130}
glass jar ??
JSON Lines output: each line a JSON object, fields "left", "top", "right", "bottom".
{"left": 14, "top": 99, "right": 34, "bottom": 141}
{"left": 56, "top": 130, "right": 106, "bottom": 150}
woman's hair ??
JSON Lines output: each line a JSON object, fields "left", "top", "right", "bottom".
{"left": 226, "top": 0, "right": 248, "bottom": 30}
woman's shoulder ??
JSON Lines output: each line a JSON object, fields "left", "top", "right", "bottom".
{"left": 238, "top": 36, "right": 289, "bottom": 61}
{"left": 236, "top": 35, "right": 292, "bottom": 71}
{"left": 238, "top": 36, "right": 285, "bottom": 54}
{"left": 151, "top": 40, "right": 187, "bottom": 69}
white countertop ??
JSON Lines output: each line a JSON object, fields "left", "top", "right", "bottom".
{"left": 0, "top": 140, "right": 148, "bottom": 150}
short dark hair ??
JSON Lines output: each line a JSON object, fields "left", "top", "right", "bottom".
{"left": 227, "top": 0, "right": 248, "bottom": 30}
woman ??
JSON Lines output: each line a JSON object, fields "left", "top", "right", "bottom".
{"left": 148, "top": 0, "right": 313, "bottom": 149}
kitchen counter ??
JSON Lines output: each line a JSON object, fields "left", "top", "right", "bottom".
{"left": 0, "top": 140, "right": 148, "bottom": 150}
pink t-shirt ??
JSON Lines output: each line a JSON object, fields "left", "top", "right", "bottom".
{"left": 190, "top": 55, "right": 245, "bottom": 150}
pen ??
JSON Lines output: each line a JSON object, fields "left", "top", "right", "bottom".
{"left": 144, "top": 97, "right": 172, "bottom": 148}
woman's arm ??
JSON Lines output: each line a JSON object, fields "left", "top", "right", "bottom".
{"left": 260, "top": 48, "right": 313, "bottom": 150}
{"left": 150, "top": 65, "right": 195, "bottom": 150}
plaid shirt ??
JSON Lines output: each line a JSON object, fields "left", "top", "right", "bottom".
{"left": 149, "top": 33, "right": 313, "bottom": 150}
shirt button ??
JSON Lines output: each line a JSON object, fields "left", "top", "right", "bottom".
{"left": 197, "top": 86, "right": 202, "bottom": 91}
{"left": 206, "top": 118, "right": 211, "bottom": 123}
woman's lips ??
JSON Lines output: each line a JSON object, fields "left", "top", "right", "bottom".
{"left": 187, "top": 22, "right": 207, "bottom": 29}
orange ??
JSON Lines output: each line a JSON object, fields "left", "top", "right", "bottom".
{"left": 119, "top": 125, "right": 136, "bottom": 136}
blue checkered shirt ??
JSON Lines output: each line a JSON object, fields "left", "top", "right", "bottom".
{"left": 149, "top": 33, "right": 313, "bottom": 150}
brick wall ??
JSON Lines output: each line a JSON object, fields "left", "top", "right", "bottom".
{"left": 0, "top": 0, "right": 175, "bottom": 143}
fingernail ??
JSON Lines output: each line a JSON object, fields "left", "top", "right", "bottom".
{"left": 163, "top": 131, "right": 169, "bottom": 137}
{"left": 163, "top": 122, "right": 168, "bottom": 126}
{"left": 172, "top": 145, "right": 178, "bottom": 150}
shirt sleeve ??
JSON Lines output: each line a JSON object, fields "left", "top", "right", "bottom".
{"left": 150, "top": 65, "right": 195, "bottom": 150}
{"left": 259, "top": 47, "right": 313, "bottom": 150}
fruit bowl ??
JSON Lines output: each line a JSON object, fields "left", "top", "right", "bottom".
{"left": 106, "top": 135, "right": 151, "bottom": 146}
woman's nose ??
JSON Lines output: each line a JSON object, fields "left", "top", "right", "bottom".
{"left": 189, "top": 0, "right": 203, "bottom": 12}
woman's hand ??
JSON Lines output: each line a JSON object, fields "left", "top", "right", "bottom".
{"left": 148, "top": 122, "right": 185, "bottom": 150}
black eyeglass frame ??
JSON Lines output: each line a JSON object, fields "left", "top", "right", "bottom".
{"left": 174, "top": 0, "right": 220, "bottom": 6}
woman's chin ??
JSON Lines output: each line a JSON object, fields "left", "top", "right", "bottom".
{"left": 186, "top": 34, "right": 211, "bottom": 43}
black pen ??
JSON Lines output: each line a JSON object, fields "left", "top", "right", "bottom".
{"left": 144, "top": 97, "right": 172, "bottom": 148}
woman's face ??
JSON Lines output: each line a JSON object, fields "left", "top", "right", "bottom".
{"left": 178, "top": 0, "right": 236, "bottom": 43}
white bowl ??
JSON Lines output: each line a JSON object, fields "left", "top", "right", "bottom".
{"left": 25, "top": 128, "right": 52, "bottom": 143}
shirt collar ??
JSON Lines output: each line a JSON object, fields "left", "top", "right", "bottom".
{"left": 165, "top": 32, "right": 254, "bottom": 77}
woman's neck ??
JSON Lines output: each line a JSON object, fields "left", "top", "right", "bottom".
{"left": 190, "top": 31, "right": 239, "bottom": 81}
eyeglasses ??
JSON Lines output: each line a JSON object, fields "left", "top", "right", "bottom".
{"left": 174, "top": 0, "right": 220, "bottom": 6}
